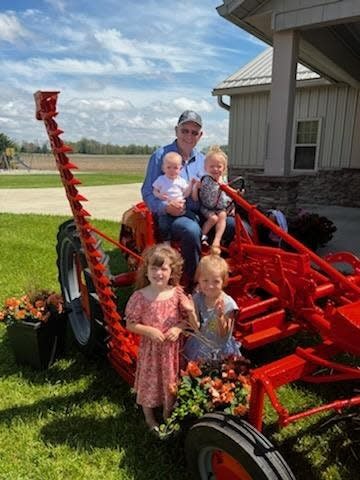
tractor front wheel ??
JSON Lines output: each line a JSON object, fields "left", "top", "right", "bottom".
{"left": 185, "top": 413, "right": 295, "bottom": 480}
{"left": 56, "top": 220, "right": 106, "bottom": 355}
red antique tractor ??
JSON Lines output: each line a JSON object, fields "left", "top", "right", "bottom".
{"left": 35, "top": 91, "right": 360, "bottom": 480}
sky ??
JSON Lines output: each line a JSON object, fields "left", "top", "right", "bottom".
{"left": 0, "top": 0, "right": 266, "bottom": 148}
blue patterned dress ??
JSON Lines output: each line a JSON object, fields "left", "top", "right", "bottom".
{"left": 199, "top": 175, "right": 232, "bottom": 218}
{"left": 183, "top": 292, "right": 241, "bottom": 361}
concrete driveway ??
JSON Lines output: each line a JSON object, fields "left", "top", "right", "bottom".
{"left": 0, "top": 180, "right": 359, "bottom": 258}
{"left": 0, "top": 183, "right": 142, "bottom": 222}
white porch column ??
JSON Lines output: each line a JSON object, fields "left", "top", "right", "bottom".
{"left": 266, "top": 30, "right": 299, "bottom": 176}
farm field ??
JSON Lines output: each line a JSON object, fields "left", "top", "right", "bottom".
{"left": 18, "top": 153, "right": 149, "bottom": 174}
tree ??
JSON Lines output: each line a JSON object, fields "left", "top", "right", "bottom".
{"left": 0, "top": 133, "right": 15, "bottom": 153}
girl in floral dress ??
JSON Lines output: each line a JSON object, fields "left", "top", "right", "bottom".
{"left": 125, "top": 244, "right": 197, "bottom": 432}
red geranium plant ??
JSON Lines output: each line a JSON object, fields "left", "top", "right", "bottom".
{"left": 0, "top": 290, "right": 64, "bottom": 327}
{"left": 159, "top": 356, "right": 251, "bottom": 437}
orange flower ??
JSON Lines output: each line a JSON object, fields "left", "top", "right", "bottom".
{"left": 220, "top": 391, "right": 234, "bottom": 403}
{"left": 15, "top": 310, "right": 26, "bottom": 320}
{"left": 1, "top": 291, "right": 64, "bottom": 326}
{"left": 200, "top": 376, "right": 212, "bottom": 386}
{"left": 168, "top": 382, "right": 178, "bottom": 396}
{"left": 234, "top": 404, "right": 248, "bottom": 416}
{"left": 211, "top": 378, "right": 223, "bottom": 390}
{"left": 238, "top": 374, "right": 251, "bottom": 386}
{"left": 187, "top": 361, "right": 202, "bottom": 378}
{"left": 5, "top": 298, "right": 20, "bottom": 308}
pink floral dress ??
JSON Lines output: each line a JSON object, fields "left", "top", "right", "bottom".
{"left": 125, "top": 287, "right": 187, "bottom": 411}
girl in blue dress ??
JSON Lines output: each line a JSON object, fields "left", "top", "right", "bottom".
{"left": 184, "top": 254, "right": 241, "bottom": 361}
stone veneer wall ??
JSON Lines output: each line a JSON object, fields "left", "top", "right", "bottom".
{"left": 229, "top": 168, "right": 360, "bottom": 210}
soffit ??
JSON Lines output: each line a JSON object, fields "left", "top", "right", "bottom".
{"left": 217, "top": 0, "right": 360, "bottom": 86}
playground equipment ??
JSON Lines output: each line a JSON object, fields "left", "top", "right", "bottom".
{"left": 0, "top": 147, "right": 31, "bottom": 171}
{"left": 35, "top": 90, "right": 360, "bottom": 480}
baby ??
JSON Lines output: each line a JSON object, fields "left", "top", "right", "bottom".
{"left": 153, "top": 152, "right": 193, "bottom": 202}
{"left": 153, "top": 151, "right": 196, "bottom": 241}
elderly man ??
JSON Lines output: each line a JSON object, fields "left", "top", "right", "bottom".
{"left": 141, "top": 110, "right": 233, "bottom": 284}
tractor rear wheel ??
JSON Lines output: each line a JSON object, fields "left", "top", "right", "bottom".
{"left": 185, "top": 412, "right": 295, "bottom": 480}
{"left": 56, "top": 219, "right": 107, "bottom": 355}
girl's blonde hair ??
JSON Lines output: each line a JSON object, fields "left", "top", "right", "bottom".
{"left": 135, "top": 243, "right": 184, "bottom": 289}
{"left": 194, "top": 254, "right": 229, "bottom": 286}
{"left": 205, "top": 145, "right": 228, "bottom": 169}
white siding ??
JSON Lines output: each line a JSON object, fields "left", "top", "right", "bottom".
{"left": 229, "top": 92, "right": 269, "bottom": 168}
{"left": 229, "top": 85, "right": 358, "bottom": 170}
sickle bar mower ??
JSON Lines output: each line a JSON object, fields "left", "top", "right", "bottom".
{"left": 34, "top": 90, "right": 139, "bottom": 384}
{"left": 35, "top": 90, "right": 360, "bottom": 480}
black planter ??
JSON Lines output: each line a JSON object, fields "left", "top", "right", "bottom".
{"left": 7, "top": 313, "right": 67, "bottom": 369}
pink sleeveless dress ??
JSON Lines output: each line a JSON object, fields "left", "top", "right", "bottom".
{"left": 125, "top": 287, "right": 187, "bottom": 410}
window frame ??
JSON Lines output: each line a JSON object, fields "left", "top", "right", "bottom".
{"left": 291, "top": 117, "right": 322, "bottom": 172}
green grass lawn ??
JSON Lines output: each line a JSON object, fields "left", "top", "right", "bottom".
{"left": 0, "top": 173, "right": 144, "bottom": 189}
{"left": 0, "top": 213, "right": 358, "bottom": 480}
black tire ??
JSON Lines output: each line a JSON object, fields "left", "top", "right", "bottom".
{"left": 56, "top": 219, "right": 107, "bottom": 355}
{"left": 185, "top": 412, "right": 295, "bottom": 480}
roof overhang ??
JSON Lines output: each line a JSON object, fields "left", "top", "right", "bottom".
{"left": 217, "top": 0, "right": 360, "bottom": 88}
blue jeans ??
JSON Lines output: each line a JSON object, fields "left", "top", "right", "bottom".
{"left": 157, "top": 213, "right": 235, "bottom": 283}
{"left": 157, "top": 210, "right": 198, "bottom": 241}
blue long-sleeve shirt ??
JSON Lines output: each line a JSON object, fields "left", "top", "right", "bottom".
{"left": 141, "top": 140, "right": 205, "bottom": 215}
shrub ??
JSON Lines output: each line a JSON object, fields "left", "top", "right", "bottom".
{"left": 287, "top": 210, "right": 337, "bottom": 251}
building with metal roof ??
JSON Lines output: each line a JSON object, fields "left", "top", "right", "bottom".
{"left": 214, "top": 47, "right": 321, "bottom": 94}
{"left": 213, "top": 1, "right": 360, "bottom": 210}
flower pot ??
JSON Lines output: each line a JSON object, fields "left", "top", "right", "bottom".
{"left": 7, "top": 313, "right": 67, "bottom": 369}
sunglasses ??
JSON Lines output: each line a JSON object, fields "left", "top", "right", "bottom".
{"left": 179, "top": 127, "right": 201, "bottom": 137}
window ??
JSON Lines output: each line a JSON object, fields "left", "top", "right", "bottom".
{"left": 293, "top": 119, "right": 321, "bottom": 171}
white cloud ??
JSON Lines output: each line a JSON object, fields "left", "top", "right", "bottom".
{"left": 77, "top": 98, "right": 133, "bottom": 112}
{"left": 44, "top": 0, "right": 67, "bottom": 13}
{"left": 173, "top": 98, "right": 213, "bottom": 113}
{"left": 94, "top": 28, "right": 205, "bottom": 73}
{"left": 0, "top": 0, "right": 265, "bottom": 147}
{"left": 1, "top": 56, "right": 156, "bottom": 78}
{"left": 0, "top": 12, "right": 30, "bottom": 43}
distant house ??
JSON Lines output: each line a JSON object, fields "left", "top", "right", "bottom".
{"left": 213, "top": 47, "right": 360, "bottom": 207}
{"left": 214, "top": 1, "right": 360, "bottom": 210}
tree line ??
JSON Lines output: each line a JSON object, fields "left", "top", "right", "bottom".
{"left": 0, "top": 133, "right": 158, "bottom": 155}
{"left": 1, "top": 132, "right": 227, "bottom": 156}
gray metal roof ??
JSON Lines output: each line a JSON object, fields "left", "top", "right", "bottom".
{"left": 214, "top": 47, "right": 320, "bottom": 92}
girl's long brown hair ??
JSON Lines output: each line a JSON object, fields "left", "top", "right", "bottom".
{"left": 135, "top": 243, "right": 184, "bottom": 289}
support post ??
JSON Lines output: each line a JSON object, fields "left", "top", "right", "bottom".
{"left": 266, "top": 30, "right": 299, "bottom": 176}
